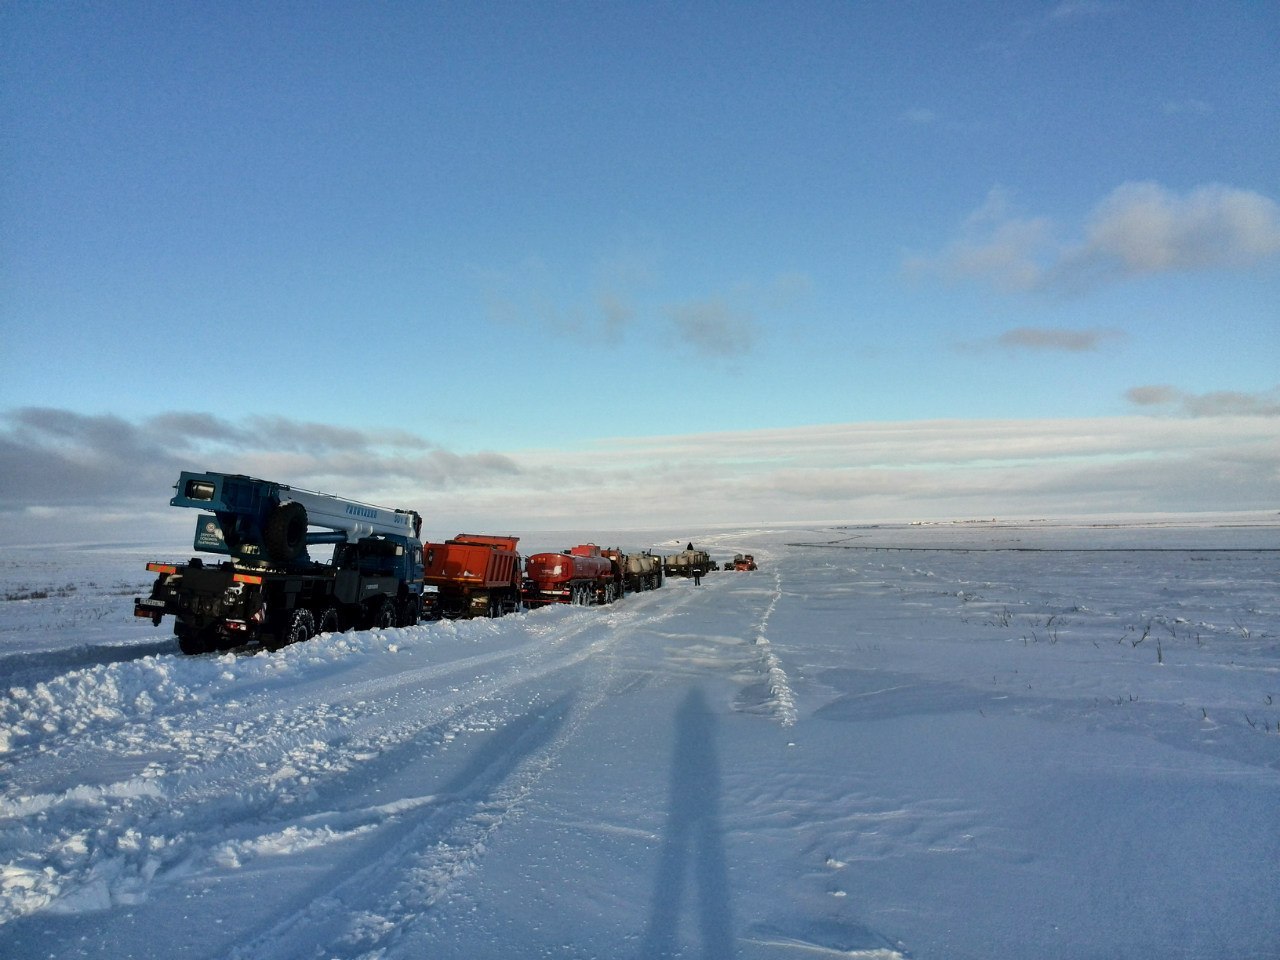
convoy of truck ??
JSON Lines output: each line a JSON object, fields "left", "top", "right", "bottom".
{"left": 135, "top": 471, "right": 756, "bottom": 654}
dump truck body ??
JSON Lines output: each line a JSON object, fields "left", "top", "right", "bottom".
{"left": 422, "top": 534, "right": 522, "bottom": 618}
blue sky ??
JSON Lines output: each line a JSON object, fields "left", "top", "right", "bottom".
{"left": 2, "top": 1, "right": 1277, "bottom": 539}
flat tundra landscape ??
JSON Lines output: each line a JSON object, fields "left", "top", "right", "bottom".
{"left": 1, "top": 518, "right": 1277, "bottom": 960}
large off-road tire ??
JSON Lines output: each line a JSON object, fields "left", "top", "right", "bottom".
{"left": 368, "top": 597, "right": 396, "bottom": 629}
{"left": 316, "top": 606, "right": 340, "bottom": 635}
{"left": 177, "top": 634, "right": 202, "bottom": 655}
{"left": 397, "top": 596, "right": 420, "bottom": 627}
{"left": 176, "top": 624, "right": 213, "bottom": 655}
{"left": 263, "top": 501, "right": 308, "bottom": 562}
{"left": 266, "top": 608, "right": 314, "bottom": 651}
{"left": 500, "top": 592, "right": 520, "bottom": 615}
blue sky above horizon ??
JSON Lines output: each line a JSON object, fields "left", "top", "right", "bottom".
{"left": 2, "top": 1, "right": 1277, "bottom": 534}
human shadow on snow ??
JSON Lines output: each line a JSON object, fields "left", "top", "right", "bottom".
{"left": 640, "top": 685, "right": 735, "bottom": 960}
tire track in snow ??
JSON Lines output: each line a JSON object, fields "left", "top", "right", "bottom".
{"left": 222, "top": 586, "right": 703, "bottom": 960}
{"left": 0, "top": 587, "right": 701, "bottom": 947}
{"left": 658, "top": 565, "right": 797, "bottom": 727}
{"left": 226, "top": 694, "right": 577, "bottom": 960}
{"left": 1, "top": 596, "right": 651, "bottom": 800}
{"left": 752, "top": 570, "right": 798, "bottom": 727}
{"left": 0, "top": 595, "right": 688, "bottom": 927}
{"left": 1, "top": 614, "right": 574, "bottom": 765}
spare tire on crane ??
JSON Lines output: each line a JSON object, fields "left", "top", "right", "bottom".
{"left": 264, "top": 501, "right": 308, "bottom": 561}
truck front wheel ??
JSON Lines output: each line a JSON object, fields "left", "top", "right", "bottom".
{"left": 369, "top": 598, "right": 396, "bottom": 629}
{"left": 397, "top": 596, "right": 420, "bottom": 627}
{"left": 316, "top": 607, "right": 340, "bottom": 635}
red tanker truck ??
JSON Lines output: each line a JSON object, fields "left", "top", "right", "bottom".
{"left": 523, "top": 544, "right": 618, "bottom": 606}
{"left": 422, "top": 533, "right": 523, "bottom": 618}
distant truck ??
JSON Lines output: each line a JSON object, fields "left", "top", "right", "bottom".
{"left": 601, "top": 547, "right": 664, "bottom": 593}
{"left": 663, "top": 544, "right": 717, "bottom": 578}
{"left": 135, "top": 471, "right": 426, "bottom": 654}
{"left": 421, "top": 534, "right": 523, "bottom": 619}
{"left": 728, "top": 554, "right": 758, "bottom": 571}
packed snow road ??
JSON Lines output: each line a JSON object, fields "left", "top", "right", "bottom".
{"left": 1, "top": 549, "right": 796, "bottom": 960}
{"left": 1, "top": 522, "right": 1278, "bottom": 959}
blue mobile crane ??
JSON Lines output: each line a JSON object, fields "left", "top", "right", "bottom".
{"left": 135, "top": 471, "right": 426, "bottom": 654}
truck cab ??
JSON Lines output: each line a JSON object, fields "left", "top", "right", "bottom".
{"left": 332, "top": 535, "right": 425, "bottom": 622}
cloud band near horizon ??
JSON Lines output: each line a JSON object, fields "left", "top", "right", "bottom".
{"left": 1, "top": 403, "right": 1275, "bottom": 544}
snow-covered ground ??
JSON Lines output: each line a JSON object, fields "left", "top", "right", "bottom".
{"left": 2, "top": 518, "right": 1277, "bottom": 959}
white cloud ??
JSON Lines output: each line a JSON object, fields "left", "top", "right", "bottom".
{"left": 474, "top": 253, "right": 803, "bottom": 360}
{"left": 1000, "top": 327, "right": 1121, "bottom": 351}
{"left": 913, "top": 182, "right": 1280, "bottom": 294}
{"left": 1125, "top": 384, "right": 1181, "bottom": 406}
{"left": 958, "top": 326, "right": 1124, "bottom": 353}
{"left": 1126, "top": 384, "right": 1280, "bottom": 417}
{"left": 906, "top": 186, "right": 1054, "bottom": 291}
{"left": 666, "top": 299, "right": 758, "bottom": 358}
{"left": 1067, "top": 182, "right": 1280, "bottom": 277}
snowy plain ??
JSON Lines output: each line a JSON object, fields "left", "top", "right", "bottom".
{"left": 1, "top": 517, "right": 1277, "bottom": 960}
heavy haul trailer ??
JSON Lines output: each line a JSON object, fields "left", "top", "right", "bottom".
{"left": 135, "top": 471, "right": 426, "bottom": 654}
{"left": 600, "top": 547, "right": 664, "bottom": 593}
{"left": 523, "top": 544, "right": 617, "bottom": 607}
{"left": 422, "top": 534, "right": 523, "bottom": 619}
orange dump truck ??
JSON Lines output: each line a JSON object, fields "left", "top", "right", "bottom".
{"left": 422, "top": 533, "right": 523, "bottom": 618}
